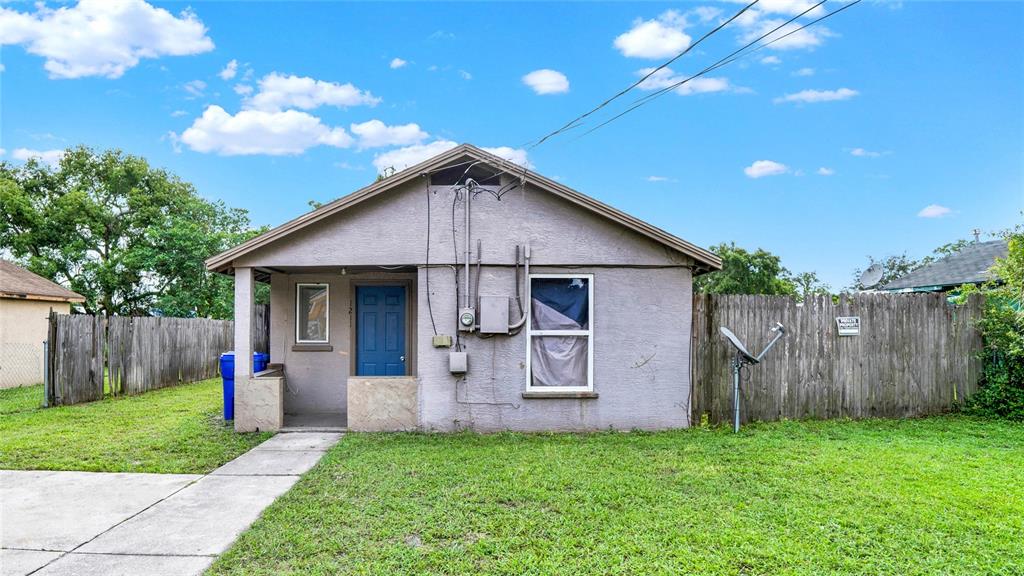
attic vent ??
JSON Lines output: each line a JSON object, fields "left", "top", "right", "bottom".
{"left": 430, "top": 163, "right": 501, "bottom": 186}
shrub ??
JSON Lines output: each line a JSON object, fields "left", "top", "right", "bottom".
{"left": 961, "top": 231, "right": 1024, "bottom": 420}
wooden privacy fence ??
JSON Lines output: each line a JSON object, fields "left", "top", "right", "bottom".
{"left": 45, "top": 305, "right": 269, "bottom": 406}
{"left": 691, "top": 293, "right": 985, "bottom": 424}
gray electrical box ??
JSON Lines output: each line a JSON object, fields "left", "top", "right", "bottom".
{"left": 449, "top": 351, "right": 467, "bottom": 373}
{"left": 479, "top": 295, "right": 510, "bottom": 334}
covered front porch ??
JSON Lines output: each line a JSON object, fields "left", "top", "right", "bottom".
{"left": 231, "top": 265, "right": 420, "bottom": 433}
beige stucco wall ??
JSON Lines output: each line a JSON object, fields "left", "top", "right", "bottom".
{"left": 0, "top": 298, "right": 70, "bottom": 389}
{"left": 347, "top": 376, "right": 418, "bottom": 431}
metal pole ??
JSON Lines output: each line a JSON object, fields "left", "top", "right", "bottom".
{"left": 733, "top": 355, "right": 741, "bottom": 433}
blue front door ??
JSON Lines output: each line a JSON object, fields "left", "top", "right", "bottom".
{"left": 356, "top": 285, "right": 407, "bottom": 376}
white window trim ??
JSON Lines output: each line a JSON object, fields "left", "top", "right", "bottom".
{"left": 295, "top": 282, "right": 330, "bottom": 344}
{"left": 525, "top": 273, "right": 594, "bottom": 393}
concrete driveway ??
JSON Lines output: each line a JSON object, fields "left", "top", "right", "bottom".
{"left": 1, "top": 432, "right": 342, "bottom": 576}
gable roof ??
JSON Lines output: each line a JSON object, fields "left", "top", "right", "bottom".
{"left": 0, "top": 260, "right": 85, "bottom": 303}
{"left": 882, "top": 240, "right": 1008, "bottom": 291}
{"left": 206, "top": 144, "right": 722, "bottom": 274}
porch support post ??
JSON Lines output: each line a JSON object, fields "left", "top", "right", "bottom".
{"left": 234, "top": 267, "right": 255, "bottom": 386}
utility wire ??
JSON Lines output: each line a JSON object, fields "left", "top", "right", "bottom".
{"left": 527, "top": 0, "right": 760, "bottom": 150}
{"left": 628, "top": 0, "right": 831, "bottom": 109}
{"left": 574, "top": 0, "right": 861, "bottom": 140}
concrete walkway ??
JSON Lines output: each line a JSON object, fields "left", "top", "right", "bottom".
{"left": 1, "top": 432, "right": 342, "bottom": 576}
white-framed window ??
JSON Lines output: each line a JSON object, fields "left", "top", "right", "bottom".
{"left": 296, "top": 283, "right": 329, "bottom": 343}
{"left": 526, "top": 273, "right": 594, "bottom": 392}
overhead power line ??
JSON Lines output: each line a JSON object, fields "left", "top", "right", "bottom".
{"left": 573, "top": 0, "right": 862, "bottom": 140}
{"left": 527, "top": 0, "right": 761, "bottom": 150}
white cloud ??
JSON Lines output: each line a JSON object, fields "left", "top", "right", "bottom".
{"left": 816, "top": 167, "right": 835, "bottom": 176}
{"left": 371, "top": 141, "right": 530, "bottom": 173}
{"left": 171, "top": 110, "right": 188, "bottom": 118}
{"left": 219, "top": 59, "right": 238, "bottom": 80}
{"left": 744, "top": 159, "right": 789, "bottom": 178}
{"left": 389, "top": 57, "right": 407, "bottom": 69}
{"left": 12, "top": 148, "right": 64, "bottom": 167}
{"left": 774, "top": 87, "right": 858, "bottom": 104}
{"left": 458, "top": 69, "right": 472, "bottom": 80}
{"left": 793, "top": 67, "right": 815, "bottom": 76}
{"left": 691, "top": 6, "right": 722, "bottom": 23}
{"left": 735, "top": 5, "right": 832, "bottom": 52}
{"left": 373, "top": 140, "right": 458, "bottom": 172}
{"left": 183, "top": 79, "right": 206, "bottom": 98}
{"left": 178, "top": 105, "right": 353, "bottom": 156}
{"left": 482, "top": 146, "right": 530, "bottom": 168}
{"left": 522, "top": 69, "right": 570, "bottom": 95}
{"left": 850, "top": 147, "right": 881, "bottom": 157}
{"left": 637, "top": 67, "right": 731, "bottom": 96}
{"left": 918, "top": 204, "right": 952, "bottom": 218}
{"left": 614, "top": 10, "right": 691, "bottom": 59}
{"left": 760, "top": 55, "right": 782, "bottom": 65}
{"left": 0, "top": 148, "right": 5, "bottom": 155}
{"left": 350, "top": 120, "right": 428, "bottom": 149}
{"left": 233, "top": 84, "right": 253, "bottom": 96}
{"left": 246, "top": 73, "right": 380, "bottom": 112}
{"left": 646, "top": 175, "right": 677, "bottom": 182}
{"left": 0, "top": 64, "right": 5, "bottom": 72}
{"left": 0, "top": 0, "right": 214, "bottom": 79}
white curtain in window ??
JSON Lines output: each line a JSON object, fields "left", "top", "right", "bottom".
{"left": 531, "top": 335, "right": 588, "bottom": 387}
{"left": 530, "top": 292, "right": 588, "bottom": 387}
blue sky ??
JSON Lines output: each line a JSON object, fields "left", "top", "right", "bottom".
{"left": 2, "top": 0, "right": 1021, "bottom": 289}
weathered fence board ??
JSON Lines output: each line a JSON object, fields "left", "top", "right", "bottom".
{"left": 691, "top": 293, "right": 984, "bottom": 424}
{"left": 47, "top": 305, "right": 268, "bottom": 406}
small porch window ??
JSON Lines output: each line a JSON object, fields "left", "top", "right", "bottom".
{"left": 526, "top": 274, "right": 594, "bottom": 391}
{"left": 296, "top": 283, "right": 329, "bottom": 343}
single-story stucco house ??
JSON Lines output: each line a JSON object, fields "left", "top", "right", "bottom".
{"left": 207, "top": 144, "right": 721, "bottom": 432}
{"left": 0, "top": 260, "right": 85, "bottom": 389}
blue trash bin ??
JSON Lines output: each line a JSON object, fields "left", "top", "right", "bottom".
{"left": 254, "top": 352, "right": 269, "bottom": 373}
{"left": 220, "top": 352, "right": 270, "bottom": 421}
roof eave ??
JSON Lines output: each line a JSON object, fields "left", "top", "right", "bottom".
{"left": 0, "top": 292, "right": 86, "bottom": 303}
{"left": 206, "top": 143, "right": 723, "bottom": 274}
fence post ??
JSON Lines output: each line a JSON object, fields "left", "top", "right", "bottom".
{"left": 45, "top": 308, "right": 56, "bottom": 407}
{"left": 42, "top": 339, "right": 49, "bottom": 408}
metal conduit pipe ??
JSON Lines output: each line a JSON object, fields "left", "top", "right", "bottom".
{"left": 509, "top": 243, "right": 530, "bottom": 331}
{"left": 474, "top": 239, "right": 482, "bottom": 326}
{"left": 463, "top": 180, "right": 473, "bottom": 309}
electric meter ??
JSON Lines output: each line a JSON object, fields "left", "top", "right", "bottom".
{"left": 458, "top": 308, "right": 476, "bottom": 332}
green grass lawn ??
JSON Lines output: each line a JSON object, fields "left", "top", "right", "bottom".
{"left": 0, "top": 379, "right": 270, "bottom": 473}
{"left": 209, "top": 417, "right": 1023, "bottom": 576}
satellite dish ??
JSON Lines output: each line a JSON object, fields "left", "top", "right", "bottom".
{"left": 859, "top": 263, "right": 884, "bottom": 289}
{"left": 719, "top": 326, "right": 759, "bottom": 364}
{"left": 720, "top": 323, "right": 788, "bottom": 433}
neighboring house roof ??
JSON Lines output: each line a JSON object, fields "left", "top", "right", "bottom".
{"left": 882, "top": 240, "right": 1008, "bottom": 291}
{"left": 206, "top": 144, "right": 723, "bottom": 275}
{"left": 0, "top": 260, "right": 85, "bottom": 303}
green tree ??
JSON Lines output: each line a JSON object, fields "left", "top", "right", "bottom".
{"left": 851, "top": 253, "right": 922, "bottom": 290}
{"left": 958, "top": 228, "right": 1024, "bottom": 420}
{"left": 695, "top": 243, "right": 798, "bottom": 295}
{"left": 791, "top": 271, "right": 831, "bottom": 301}
{"left": 852, "top": 239, "right": 971, "bottom": 290}
{"left": 0, "top": 146, "right": 264, "bottom": 318}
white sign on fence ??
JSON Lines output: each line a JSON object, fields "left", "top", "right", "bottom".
{"left": 836, "top": 316, "right": 861, "bottom": 336}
